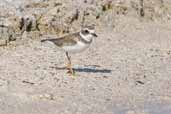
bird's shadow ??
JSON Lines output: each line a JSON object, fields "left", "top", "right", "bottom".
{"left": 74, "top": 67, "right": 111, "bottom": 73}
{"left": 51, "top": 65, "right": 112, "bottom": 74}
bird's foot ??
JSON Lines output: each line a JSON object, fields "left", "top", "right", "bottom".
{"left": 67, "top": 68, "right": 75, "bottom": 76}
{"left": 66, "top": 64, "right": 75, "bottom": 76}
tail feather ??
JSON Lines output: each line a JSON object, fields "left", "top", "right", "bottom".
{"left": 41, "top": 39, "right": 49, "bottom": 42}
{"left": 41, "top": 38, "right": 57, "bottom": 42}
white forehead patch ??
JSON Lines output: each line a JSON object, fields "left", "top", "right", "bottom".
{"left": 88, "top": 29, "right": 95, "bottom": 33}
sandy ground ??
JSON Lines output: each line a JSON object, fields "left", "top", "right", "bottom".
{"left": 0, "top": 18, "right": 171, "bottom": 114}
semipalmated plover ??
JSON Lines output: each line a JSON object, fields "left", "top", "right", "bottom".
{"left": 41, "top": 26, "right": 98, "bottom": 75}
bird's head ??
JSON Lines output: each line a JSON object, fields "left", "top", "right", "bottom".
{"left": 80, "top": 26, "right": 98, "bottom": 42}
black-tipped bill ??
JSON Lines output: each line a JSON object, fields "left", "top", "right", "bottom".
{"left": 91, "top": 33, "right": 98, "bottom": 37}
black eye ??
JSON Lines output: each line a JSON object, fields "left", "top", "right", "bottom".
{"left": 84, "top": 30, "right": 89, "bottom": 33}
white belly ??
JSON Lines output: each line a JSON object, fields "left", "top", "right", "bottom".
{"left": 62, "top": 41, "right": 90, "bottom": 53}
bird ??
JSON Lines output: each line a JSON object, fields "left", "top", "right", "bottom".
{"left": 41, "top": 26, "right": 98, "bottom": 75}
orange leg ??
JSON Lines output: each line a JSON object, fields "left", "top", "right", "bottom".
{"left": 66, "top": 52, "right": 75, "bottom": 75}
